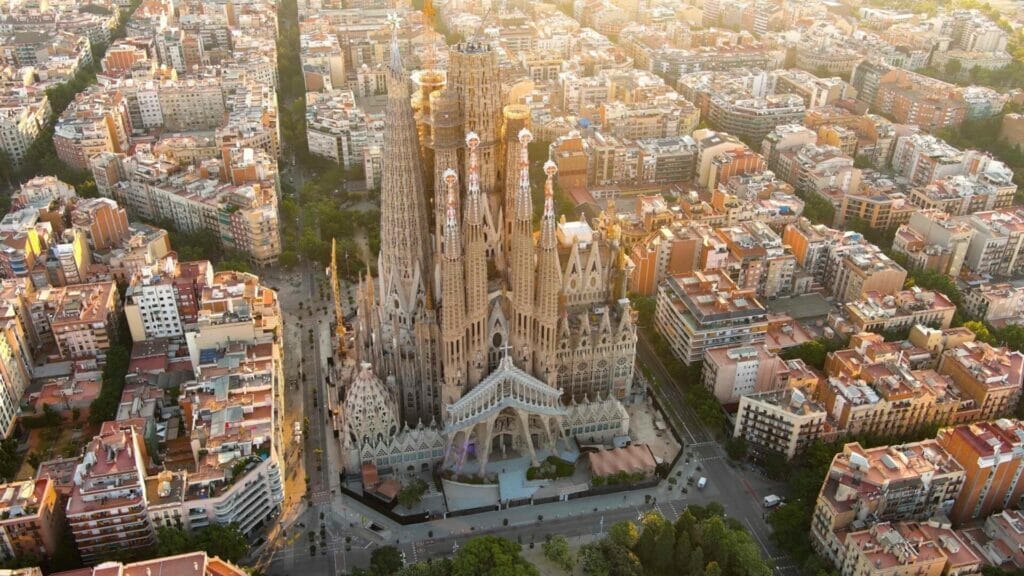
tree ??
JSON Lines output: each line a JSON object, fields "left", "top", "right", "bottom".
{"left": 371, "top": 546, "right": 405, "bottom": 576}
{"left": 964, "top": 320, "right": 993, "bottom": 343}
{"left": 649, "top": 523, "right": 676, "bottom": 576}
{"left": 154, "top": 524, "right": 248, "bottom": 564}
{"left": 542, "top": 536, "right": 574, "bottom": 572}
{"left": 88, "top": 344, "right": 130, "bottom": 426}
{"left": 634, "top": 511, "right": 670, "bottom": 570}
{"left": 580, "top": 541, "right": 641, "bottom": 576}
{"left": 0, "top": 437, "right": 20, "bottom": 482}
{"left": 725, "top": 436, "right": 747, "bottom": 461}
{"left": 155, "top": 526, "right": 193, "bottom": 558}
{"left": 397, "top": 479, "right": 428, "bottom": 510}
{"left": 944, "top": 58, "right": 963, "bottom": 78}
{"left": 704, "top": 561, "right": 723, "bottom": 576}
{"left": 195, "top": 523, "right": 248, "bottom": 563}
{"left": 451, "top": 536, "right": 539, "bottom": 576}
{"left": 780, "top": 339, "right": 830, "bottom": 370}
{"left": 608, "top": 520, "right": 640, "bottom": 549}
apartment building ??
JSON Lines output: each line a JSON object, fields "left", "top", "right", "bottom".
{"left": 733, "top": 387, "right": 829, "bottom": 460}
{"left": 909, "top": 171, "right": 1016, "bottom": 217}
{"left": 890, "top": 134, "right": 981, "bottom": 187}
{"left": 715, "top": 221, "right": 796, "bottom": 299}
{"left": 15, "top": 177, "right": 75, "bottom": 210}
{"left": 62, "top": 551, "right": 249, "bottom": 575}
{"left": 937, "top": 419, "right": 1024, "bottom": 525}
{"left": 599, "top": 96, "right": 700, "bottom": 140}
{"left": 892, "top": 210, "right": 973, "bottom": 277}
{"left": 782, "top": 217, "right": 844, "bottom": 284}
{"left": 770, "top": 69, "right": 855, "bottom": 108}
{"left": 179, "top": 340, "right": 284, "bottom": 536}
{"left": 909, "top": 325, "right": 978, "bottom": 360}
{"left": 837, "top": 185, "right": 916, "bottom": 231}
{"left": 191, "top": 271, "right": 280, "bottom": 345}
{"left": 707, "top": 92, "right": 806, "bottom": 146}
{"left": 634, "top": 136, "right": 698, "bottom": 184}
{"left": 157, "top": 79, "right": 225, "bottom": 132}
{"left": 817, "top": 366, "right": 962, "bottom": 440}
{"left": 702, "top": 343, "right": 789, "bottom": 404}
{"left": 963, "top": 209, "right": 1024, "bottom": 278}
{"left": 0, "top": 479, "right": 62, "bottom": 563}
{"left": 124, "top": 257, "right": 214, "bottom": 342}
{"left": 103, "top": 155, "right": 282, "bottom": 266}
{"left": 70, "top": 198, "right": 130, "bottom": 253}
{"left": 39, "top": 281, "right": 120, "bottom": 364}
{"left": 851, "top": 59, "right": 893, "bottom": 108}
{"left": 961, "top": 283, "right": 1024, "bottom": 326}
{"left": 0, "top": 95, "right": 51, "bottom": 168}
{"left": 843, "top": 289, "right": 956, "bottom": 334}
{"left": 963, "top": 509, "right": 1024, "bottom": 569}
{"left": 694, "top": 129, "right": 747, "bottom": 189}
{"left": 937, "top": 341, "right": 1024, "bottom": 421}
{"left": 811, "top": 441, "right": 965, "bottom": 565}
{"left": 0, "top": 301, "right": 32, "bottom": 439}
{"left": 762, "top": 123, "right": 817, "bottom": 175}
{"left": 655, "top": 270, "right": 768, "bottom": 364}
{"left": 53, "top": 90, "right": 130, "bottom": 171}
{"left": 873, "top": 70, "right": 967, "bottom": 131}
{"left": 305, "top": 90, "right": 379, "bottom": 168}
{"left": 68, "top": 427, "right": 156, "bottom": 562}
{"left": 628, "top": 223, "right": 702, "bottom": 296}
{"left": 827, "top": 242, "right": 907, "bottom": 304}
{"left": 707, "top": 147, "right": 766, "bottom": 192}
{"left": 841, "top": 521, "right": 980, "bottom": 576}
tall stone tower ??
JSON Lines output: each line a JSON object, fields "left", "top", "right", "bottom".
{"left": 428, "top": 88, "right": 462, "bottom": 260}
{"left": 374, "top": 18, "right": 439, "bottom": 424}
{"left": 501, "top": 104, "right": 531, "bottom": 270}
{"left": 439, "top": 169, "right": 467, "bottom": 409}
{"left": 533, "top": 161, "right": 561, "bottom": 384}
{"left": 461, "top": 133, "right": 489, "bottom": 388}
{"left": 447, "top": 42, "right": 503, "bottom": 258}
{"left": 507, "top": 128, "right": 535, "bottom": 374}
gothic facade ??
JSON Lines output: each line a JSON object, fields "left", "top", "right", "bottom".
{"left": 345, "top": 23, "right": 637, "bottom": 474}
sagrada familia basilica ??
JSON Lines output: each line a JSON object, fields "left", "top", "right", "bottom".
{"left": 339, "top": 20, "right": 638, "bottom": 477}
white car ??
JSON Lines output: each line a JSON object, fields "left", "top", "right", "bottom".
{"left": 697, "top": 477, "right": 707, "bottom": 489}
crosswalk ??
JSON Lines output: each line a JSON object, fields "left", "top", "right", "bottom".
{"left": 311, "top": 490, "right": 333, "bottom": 505}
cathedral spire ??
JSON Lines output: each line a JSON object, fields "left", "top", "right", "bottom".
{"left": 387, "top": 12, "right": 403, "bottom": 75}
{"left": 462, "top": 132, "right": 489, "bottom": 387}
{"left": 534, "top": 160, "right": 561, "bottom": 381}
{"left": 464, "top": 132, "right": 483, "bottom": 226}
{"left": 374, "top": 14, "right": 437, "bottom": 424}
{"left": 442, "top": 169, "right": 461, "bottom": 258}
{"left": 440, "top": 168, "right": 467, "bottom": 407}
{"left": 513, "top": 128, "right": 532, "bottom": 223}
{"left": 508, "top": 128, "right": 535, "bottom": 373}
{"left": 540, "top": 160, "right": 558, "bottom": 249}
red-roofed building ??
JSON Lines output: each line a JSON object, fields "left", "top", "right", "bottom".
{"left": 938, "top": 419, "right": 1024, "bottom": 525}
{"left": 0, "top": 478, "right": 63, "bottom": 563}
{"left": 67, "top": 427, "right": 155, "bottom": 562}
{"left": 50, "top": 551, "right": 248, "bottom": 576}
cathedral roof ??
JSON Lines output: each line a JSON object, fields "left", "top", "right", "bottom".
{"left": 444, "top": 356, "right": 567, "bottom": 433}
{"left": 344, "top": 363, "right": 398, "bottom": 446}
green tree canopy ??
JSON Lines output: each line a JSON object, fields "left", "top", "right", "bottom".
{"left": 451, "top": 536, "right": 539, "bottom": 576}
{"left": 371, "top": 546, "right": 405, "bottom": 576}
